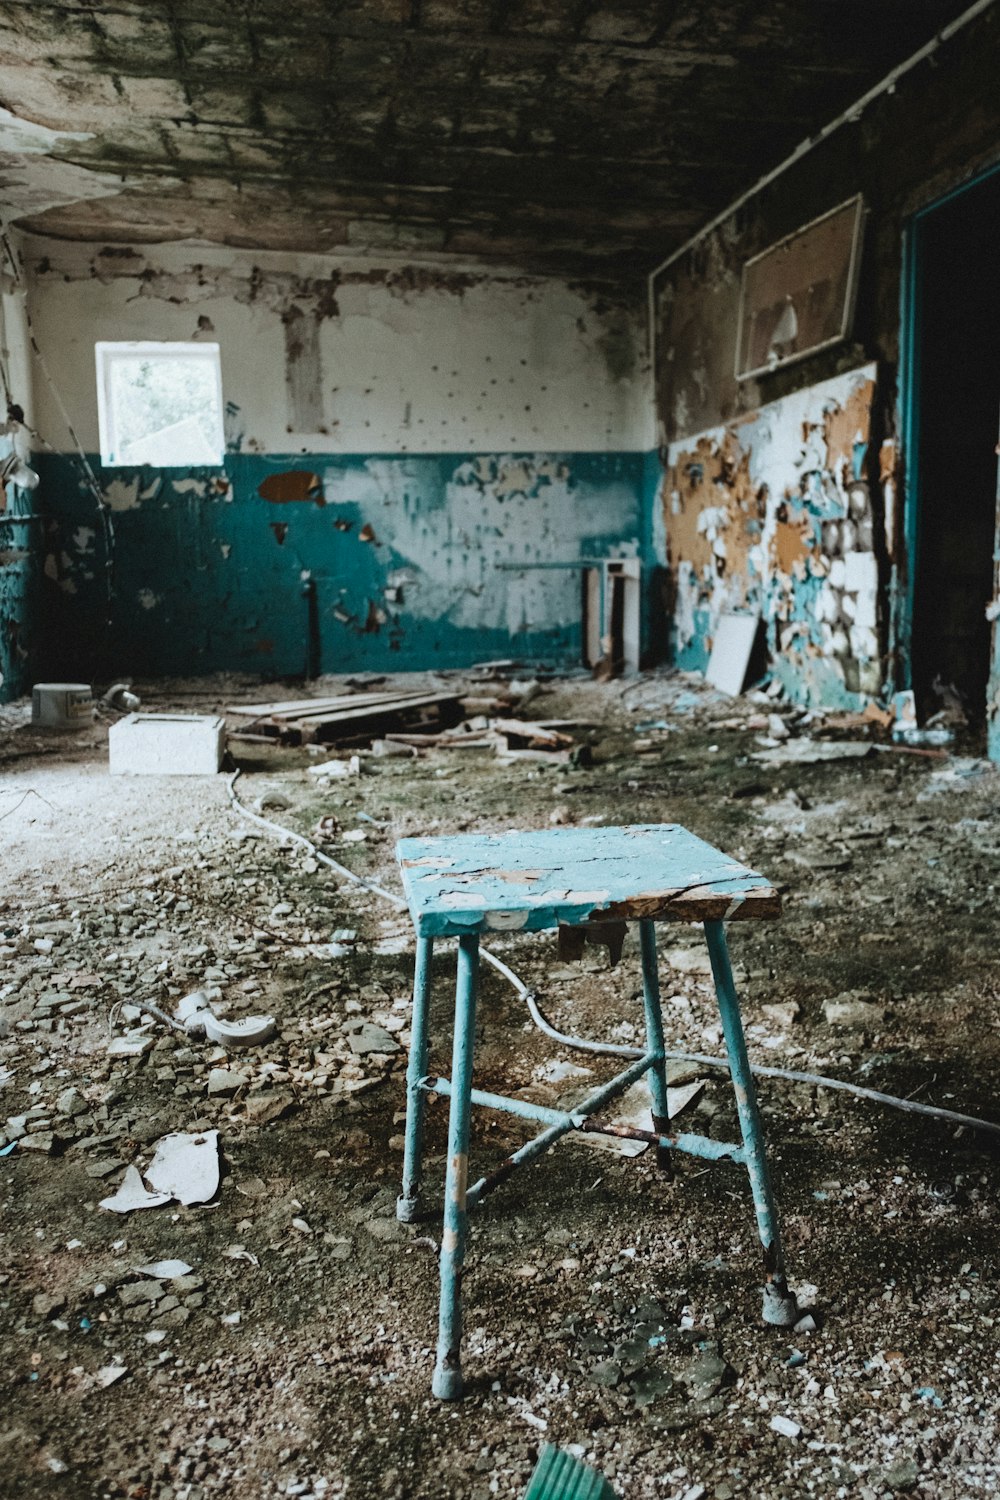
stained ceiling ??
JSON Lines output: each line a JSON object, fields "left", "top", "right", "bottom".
{"left": 0, "top": 0, "right": 979, "bottom": 277}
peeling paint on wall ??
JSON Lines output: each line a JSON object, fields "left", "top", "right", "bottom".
{"left": 283, "top": 306, "right": 326, "bottom": 434}
{"left": 35, "top": 449, "right": 658, "bottom": 683}
{"left": 258, "top": 471, "right": 323, "bottom": 504}
{"left": 662, "top": 364, "right": 882, "bottom": 707}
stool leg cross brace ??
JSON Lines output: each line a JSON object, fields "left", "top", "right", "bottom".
{"left": 397, "top": 918, "right": 798, "bottom": 1400}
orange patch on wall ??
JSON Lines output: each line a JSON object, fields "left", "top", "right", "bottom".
{"left": 665, "top": 432, "right": 761, "bottom": 584}
{"left": 822, "top": 378, "right": 874, "bottom": 477}
{"left": 258, "top": 471, "right": 323, "bottom": 504}
{"left": 772, "top": 516, "right": 811, "bottom": 573}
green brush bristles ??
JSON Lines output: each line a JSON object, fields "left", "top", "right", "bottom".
{"left": 523, "top": 1445, "right": 618, "bottom": 1500}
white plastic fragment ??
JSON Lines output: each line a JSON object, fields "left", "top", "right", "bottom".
{"left": 770, "top": 1415, "right": 801, "bottom": 1438}
{"left": 203, "top": 1013, "right": 276, "bottom": 1048}
{"left": 223, "top": 1244, "right": 259, "bottom": 1266}
{"left": 135, "top": 1259, "right": 192, "bottom": 1279}
{"left": 95, "top": 1364, "right": 128, "bottom": 1388}
{"left": 307, "top": 755, "right": 360, "bottom": 778}
{"left": 176, "top": 990, "right": 212, "bottom": 1035}
{"left": 144, "top": 1130, "right": 220, "bottom": 1206}
{"left": 99, "top": 1165, "right": 172, "bottom": 1215}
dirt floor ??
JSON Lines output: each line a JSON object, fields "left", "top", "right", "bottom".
{"left": 2, "top": 670, "right": 1000, "bottom": 1500}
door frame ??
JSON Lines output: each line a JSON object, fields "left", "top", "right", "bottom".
{"left": 897, "top": 160, "right": 1000, "bottom": 721}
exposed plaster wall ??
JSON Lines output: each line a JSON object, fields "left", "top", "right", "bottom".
{"left": 661, "top": 365, "right": 882, "bottom": 708}
{"left": 22, "top": 238, "right": 651, "bottom": 455}
{"left": 17, "top": 236, "right": 656, "bottom": 681}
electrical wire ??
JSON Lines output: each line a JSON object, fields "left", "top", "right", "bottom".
{"left": 226, "top": 769, "right": 1000, "bottom": 1141}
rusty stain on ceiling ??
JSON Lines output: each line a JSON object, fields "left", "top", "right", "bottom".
{"left": 0, "top": 0, "right": 977, "bottom": 277}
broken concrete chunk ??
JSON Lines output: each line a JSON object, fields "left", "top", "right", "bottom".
{"left": 761, "top": 1000, "right": 801, "bottom": 1029}
{"left": 883, "top": 1456, "right": 920, "bottom": 1493}
{"left": 823, "top": 995, "right": 886, "bottom": 1028}
{"left": 107, "top": 1030, "right": 154, "bottom": 1059}
{"left": 118, "top": 1279, "right": 165, "bottom": 1306}
{"left": 753, "top": 739, "right": 874, "bottom": 767}
{"left": 33, "top": 1291, "right": 67, "bottom": 1319}
{"left": 679, "top": 1348, "right": 731, "bottom": 1402}
{"left": 18, "top": 1132, "right": 55, "bottom": 1154}
{"left": 207, "top": 1068, "right": 248, "bottom": 1097}
{"left": 56, "top": 1086, "right": 87, "bottom": 1117}
{"left": 343, "top": 1021, "right": 400, "bottom": 1056}
{"left": 243, "top": 1091, "right": 293, "bottom": 1126}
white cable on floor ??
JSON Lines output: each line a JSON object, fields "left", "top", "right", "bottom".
{"left": 226, "top": 770, "right": 1000, "bottom": 1141}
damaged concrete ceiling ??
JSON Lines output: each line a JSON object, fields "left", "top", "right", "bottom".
{"left": 0, "top": 1, "right": 978, "bottom": 277}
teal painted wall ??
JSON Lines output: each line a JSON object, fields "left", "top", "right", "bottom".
{"left": 0, "top": 488, "right": 40, "bottom": 702}
{"left": 33, "top": 449, "right": 662, "bottom": 685}
{"left": 0, "top": 424, "right": 41, "bottom": 701}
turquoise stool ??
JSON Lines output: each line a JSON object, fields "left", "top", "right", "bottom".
{"left": 395, "top": 824, "right": 799, "bottom": 1400}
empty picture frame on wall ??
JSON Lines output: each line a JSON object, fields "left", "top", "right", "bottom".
{"left": 735, "top": 196, "right": 866, "bottom": 381}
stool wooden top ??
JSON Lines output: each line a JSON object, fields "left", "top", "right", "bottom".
{"left": 396, "top": 823, "right": 779, "bottom": 937}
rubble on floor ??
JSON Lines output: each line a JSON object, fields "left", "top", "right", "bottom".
{"left": 1, "top": 669, "right": 999, "bottom": 1499}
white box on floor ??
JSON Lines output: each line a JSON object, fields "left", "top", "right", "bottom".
{"left": 109, "top": 713, "right": 225, "bottom": 775}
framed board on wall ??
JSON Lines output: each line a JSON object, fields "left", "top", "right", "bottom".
{"left": 735, "top": 196, "right": 865, "bottom": 381}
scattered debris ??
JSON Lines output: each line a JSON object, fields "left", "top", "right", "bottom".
{"left": 145, "top": 1131, "right": 220, "bottom": 1205}
{"left": 100, "top": 682, "right": 141, "bottom": 714}
{"left": 225, "top": 689, "right": 463, "bottom": 745}
{"left": 99, "top": 1165, "right": 172, "bottom": 1215}
{"left": 135, "top": 1259, "right": 193, "bottom": 1278}
{"left": 705, "top": 612, "right": 761, "bottom": 696}
{"left": 823, "top": 995, "right": 886, "bottom": 1028}
{"left": 101, "top": 1131, "right": 220, "bottom": 1212}
{"left": 752, "top": 739, "right": 875, "bottom": 766}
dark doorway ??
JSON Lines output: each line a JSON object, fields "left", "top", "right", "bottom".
{"left": 910, "top": 167, "right": 1000, "bottom": 729}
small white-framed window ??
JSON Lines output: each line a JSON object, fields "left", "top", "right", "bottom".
{"left": 95, "top": 341, "right": 225, "bottom": 467}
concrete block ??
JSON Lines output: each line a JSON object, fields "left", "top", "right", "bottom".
{"left": 109, "top": 714, "right": 224, "bottom": 776}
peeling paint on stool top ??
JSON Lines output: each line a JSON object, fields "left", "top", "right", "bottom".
{"left": 397, "top": 824, "right": 780, "bottom": 937}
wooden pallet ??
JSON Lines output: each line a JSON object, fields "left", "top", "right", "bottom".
{"left": 225, "top": 689, "right": 462, "bottom": 745}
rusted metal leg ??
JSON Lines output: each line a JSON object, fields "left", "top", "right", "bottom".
{"left": 638, "top": 919, "right": 673, "bottom": 1176}
{"left": 704, "top": 919, "right": 799, "bottom": 1328}
{"left": 432, "top": 932, "right": 479, "bottom": 1400}
{"left": 397, "top": 934, "right": 433, "bottom": 1224}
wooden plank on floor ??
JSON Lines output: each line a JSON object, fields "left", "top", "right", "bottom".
{"left": 225, "top": 689, "right": 444, "bottom": 720}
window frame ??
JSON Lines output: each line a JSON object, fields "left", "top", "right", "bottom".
{"left": 95, "top": 339, "right": 226, "bottom": 467}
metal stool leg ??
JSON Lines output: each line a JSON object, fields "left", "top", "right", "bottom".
{"left": 397, "top": 935, "right": 434, "bottom": 1224}
{"left": 638, "top": 919, "right": 673, "bottom": 1175}
{"left": 704, "top": 919, "right": 799, "bottom": 1327}
{"left": 432, "top": 932, "right": 480, "bottom": 1400}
